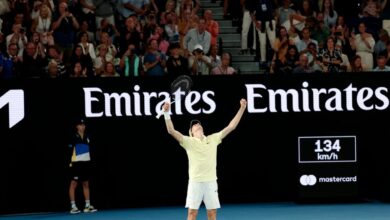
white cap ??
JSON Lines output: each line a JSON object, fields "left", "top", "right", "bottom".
{"left": 193, "top": 44, "right": 203, "bottom": 52}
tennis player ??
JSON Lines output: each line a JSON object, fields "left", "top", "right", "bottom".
{"left": 162, "top": 99, "right": 247, "bottom": 220}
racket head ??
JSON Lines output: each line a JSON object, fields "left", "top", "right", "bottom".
{"left": 170, "top": 75, "right": 193, "bottom": 96}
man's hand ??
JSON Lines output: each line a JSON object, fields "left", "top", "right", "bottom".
{"left": 163, "top": 102, "right": 170, "bottom": 112}
{"left": 240, "top": 98, "right": 247, "bottom": 109}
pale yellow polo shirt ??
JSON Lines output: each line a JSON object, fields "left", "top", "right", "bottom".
{"left": 180, "top": 132, "right": 222, "bottom": 182}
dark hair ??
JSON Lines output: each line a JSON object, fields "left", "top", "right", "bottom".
{"left": 222, "top": 51, "right": 233, "bottom": 66}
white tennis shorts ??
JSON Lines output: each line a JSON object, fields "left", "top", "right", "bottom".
{"left": 185, "top": 181, "right": 221, "bottom": 210}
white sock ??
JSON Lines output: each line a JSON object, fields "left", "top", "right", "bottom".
{"left": 70, "top": 201, "right": 77, "bottom": 209}
{"left": 85, "top": 200, "right": 90, "bottom": 207}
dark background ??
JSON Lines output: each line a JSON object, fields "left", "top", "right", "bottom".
{"left": 1, "top": 73, "right": 390, "bottom": 215}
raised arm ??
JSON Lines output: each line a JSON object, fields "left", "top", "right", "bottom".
{"left": 163, "top": 102, "right": 184, "bottom": 143}
{"left": 221, "top": 99, "right": 247, "bottom": 139}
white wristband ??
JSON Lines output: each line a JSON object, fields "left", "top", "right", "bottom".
{"left": 164, "top": 112, "right": 171, "bottom": 120}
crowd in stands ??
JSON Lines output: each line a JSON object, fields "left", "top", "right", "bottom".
{"left": 0, "top": 0, "right": 390, "bottom": 78}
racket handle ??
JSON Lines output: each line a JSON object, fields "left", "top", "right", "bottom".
{"left": 156, "top": 110, "right": 164, "bottom": 119}
{"left": 156, "top": 100, "right": 176, "bottom": 119}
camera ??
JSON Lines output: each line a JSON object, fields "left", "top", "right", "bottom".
{"left": 20, "top": 27, "right": 25, "bottom": 34}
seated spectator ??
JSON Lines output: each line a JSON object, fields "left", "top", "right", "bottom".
{"left": 166, "top": 42, "right": 190, "bottom": 76}
{"left": 69, "top": 62, "right": 87, "bottom": 77}
{"left": 164, "top": 11, "right": 180, "bottom": 45}
{"left": 149, "top": 25, "right": 170, "bottom": 55}
{"left": 211, "top": 52, "right": 236, "bottom": 75}
{"left": 348, "top": 55, "right": 365, "bottom": 72}
{"left": 292, "top": 53, "right": 315, "bottom": 73}
{"left": 275, "top": 0, "right": 296, "bottom": 29}
{"left": 46, "top": 59, "right": 59, "bottom": 78}
{"left": 208, "top": 44, "right": 221, "bottom": 69}
{"left": 78, "top": 20, "right": 96, "bottom": 44}
{"left": 30, "top": 32, "right": 48, "bottom": 57}
{"left": 94, "top": 44, "right": 114, "bottom": 76}
{"left": 271, "top": 44, "right": 299, "bottom": 74}
{"left": 100, "top": 61, "right": 120, "bottom": 77}
{"left": 296, "top": 27, "right": 318, "bottom": 53}
{"left": 0, "top": 43, "right": 22, "bottom": 78}
{"left": 373, "top": 55, "right": 390, "bottom": 71}
{"left": 183, "top": 18, "right": 211, "bottom": 57}
{"left": 47, "top": 45, "right": 67, "bottom": 77}
{"left": 188, "top": 44, "right": 212, "bottom": 75}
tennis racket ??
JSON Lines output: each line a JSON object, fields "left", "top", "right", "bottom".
{"left": 156, "top": 74, "right": 193, "bottom": 119}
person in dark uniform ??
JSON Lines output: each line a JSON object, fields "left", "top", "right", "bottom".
{"left": 68, "top": 119, "right": 98, "bottom": 214}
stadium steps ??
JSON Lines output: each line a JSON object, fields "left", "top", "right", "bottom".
{"left": 199, "top": 0, "right": 262, "bottom": 74}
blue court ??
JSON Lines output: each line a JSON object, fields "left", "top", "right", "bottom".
{"left": 2, "top": 202, "right": 390, "bottom": 220}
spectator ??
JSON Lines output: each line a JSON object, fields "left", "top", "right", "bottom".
{"left": 79, "top": 0, "right": 96, "bottom": 32}
{"left": 94, "top": 0, "right": 116, "bottom": 31}
{"left": 349, "top": 55, "right": 365, "bottom": 72}
{"left": 117, "top": 0, "right": 150, "bottom": 21}
{"left": 211, "top": 52, "right": 236, "bottom": 75}
{"left": 318, "top": 36, "right": 342, "bottom": 72}
{"left": 188, "top": 43, "right": 212, "bottom": 75}
{"left": 6, "top": 24, "right": 28, "bottom": 57}
{"left": 119, "top": 16, "right": 142, "bottom": 57}
{"left": 166, "top": 42, "right": 190, "bottom": 76}
{"left": 47, "top": 45, "right": 67, "bottom": 76}
{"left": 321, "top": 0, "right": 338, "bottom": 28}
{"left": 275, "top": 0, "right": 296, "bottom": 29}
{"left": 144, "top": 38, "right": 167, "bottom": 76}
{"left": 208, "top": 44, "right": 221, "bottom": 69}
{"left": 46, "top": 59, "right": 59, "bottom": 78}
{"left": 119, "top": 43, "right": 144, "bottom": 76}
{"left": 21, "top": 41, "right": 47, "bottom": 78}
{"left": 240, "top": 0, "right": 257, "bottom": 55}
{"left": 183, "top": 18, "right": 211, "bottom": 57}
{"left": 100, "top": 61, "right": 120, "bottom": 77}
{"left": 69, "top": 61, "right": 87, "bottom": 77}
{"left": 78, "top": 20, "right": 96, "bottom": 44}
{"left": 204, "top": 9, "right": 219, "bottom": 47}
{"left": 69, "top": 44, "right": 95, "bottom": 77}
{"left": 160, "top": 0, "right": 176, "bottom": 25}
{"left": 296, "top": 27, "right": 318, "bottom": 53}
{"left": 0, "top": 43, "right": 22, "bottom": 78}
{"left": 94, "top": 44, "right": 114, "bottom": 76}
{"left": 51, "top": 2, "right": 80, "bottom": 66}
{"left": 253, "top": 0, "right": 276, "bottom": 63}
{"left": 30, "top": 4, "right": 52, "bottom": 40}
{"left": 178, "top": 8, "right": 198, "bottom": 50}
{"left": 373, "top": 55, "right": 390, "bottom": 71}
{"left": 77, "top": 31, "right": 96, "bottom": 59}
{"left": 374, "top": 29, "right": 389, "bottom": 58}
{"left": 350, "top": 22, "right": 375, "bottom": 70}
{"left": 292, "top": 53, "right": 315, "bottom": 73}
{"left": 164, "top": 11, "right": 180, "bottom": 45}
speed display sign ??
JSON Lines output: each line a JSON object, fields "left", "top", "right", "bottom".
{"left": 297, "top": 136, "right": 358, "bottom": 201}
